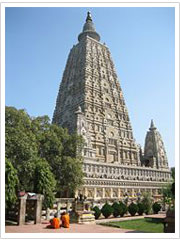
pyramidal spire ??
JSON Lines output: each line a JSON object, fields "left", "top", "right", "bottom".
{"left": 149, "top": 119, "right": 156, "bottom": 130}
{"left": 78, "top": 12, "right": 100, "bottom": 42}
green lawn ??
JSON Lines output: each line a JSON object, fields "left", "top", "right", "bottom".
{"left": 99, "top": 219, "right": 164, "bottom": 233}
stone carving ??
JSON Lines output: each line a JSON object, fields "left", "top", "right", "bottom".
{"left": 53, "top": 12, "right": 171, "bottom": 200}
{"left": 143, "top": 120, "right": 169, "bottom": 170}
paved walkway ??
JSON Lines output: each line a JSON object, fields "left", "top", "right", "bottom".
{"left": 6, "top": 222, "right": 143, "bottom": 233}
{"left": 5, "top": 214, "right": 164, "bottom": 233}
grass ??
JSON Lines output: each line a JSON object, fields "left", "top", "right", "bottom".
{"left": 99, "top": 219, "right": 164, "bottom": 233}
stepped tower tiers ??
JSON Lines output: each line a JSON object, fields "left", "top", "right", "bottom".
{"left": 53, "top": 12, "right": 171, "bottom": 200}
{"left": 143, "top": 120, "right": 169, "bottom": 170}
{"left": 53, "top": 11, "right": 140, "bottom": 166}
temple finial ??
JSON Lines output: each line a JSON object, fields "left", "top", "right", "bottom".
{"left": 149, "top": 119, "right": 156, "bottom": 130}
{"left": 86, "top": 11, "right": 92, "bottom": 22}
{"left": 78, "top": 11, "right": 100, "bottom": 42}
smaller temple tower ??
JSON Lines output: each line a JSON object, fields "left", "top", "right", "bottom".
{"left": 143, "top": 120, "right": 169, "bottom": 170}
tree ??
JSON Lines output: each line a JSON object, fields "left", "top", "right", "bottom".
{"left": 33, "top": 117, "right": 85, "bottom": 197}
{"left": 5, "top": 107, "right": 57, "bottom": 205}
{"left": 5, "top": 107, "right": 38, "bottom": 191}
{"left": 5, "top": 158, "right": 19, "bottom": 211}
{"left": 62, "top": 132, "right": 84, "bottom": 158}
{"left": 33, "top": 158, "right": 56, "bottom": 208}
{"left": 6, "top": 107, "right": 38, "bottom": 166}
{"left": 57, "top": 156, "right": 84, "bottom": 197}
{"left": 5, "top": 106, "right": 85, "bottom": 201}
{"left": 32, "top": 118, "right": 64, "bottom": 162}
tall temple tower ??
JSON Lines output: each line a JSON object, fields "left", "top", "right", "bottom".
{"left": 53, "top": 12, "right": 140, "bottom": 166}
{"left": 53, "top": 12, "right": 171, "bottom": 200}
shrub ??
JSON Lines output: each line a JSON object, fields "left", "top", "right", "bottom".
{"left": 101, "top": 203, "right": 113, "bottom": 219}
{"left": 119, "top": 201, "right": 128, "bottom": 217}
{"left": 93, "top": 206, "right": 101, "bottom": 219}
{"left": 112, "top": 202, "right": 121, "bottom": 217}
{"left": 137, "top": 202, "right": 145, "bottom": 215}
{"left": 142, "top": 192, "right": 152, "bottom": 215}
{"left": 128, "top": 202, "right": 138, "bottom": 216}
{"left": 152, "top": 202, "right": 161, "bottom": 214}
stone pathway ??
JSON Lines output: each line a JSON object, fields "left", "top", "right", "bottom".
{"left": 6, "top": 222, "right": 143, "bottom": 233}
{"left": 5, "top": 214, "right": 164, "bottom": 233}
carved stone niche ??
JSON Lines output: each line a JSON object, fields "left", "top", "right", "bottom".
{"left": 70, "top": 199, "right": 95, "bottom": 224}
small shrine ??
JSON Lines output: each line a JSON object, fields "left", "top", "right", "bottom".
{"left": 70, "top": 194, "right": 95, "bottom": 224}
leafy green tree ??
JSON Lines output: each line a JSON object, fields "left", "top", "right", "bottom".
{"left": 31, "top": 116, "right": 84, "bottom": 197}
{"left": 6, "top": 107, "right": 38, "bottom": 190}
{"left": 32, "top": 118, "right": 64, "bottom": 162}
{"left": 5, "top": 107, "right": 57, "bottom": 205}
{"left": 6, "top": 107, "right": 38, "bottom": 166}
{"left": 33, "top": 158, "right": 56, "bottom": 208}
{"left": 62, "top": 132, "right": 84, "bottom": 158}
{"left": 58, "top": 156, "right": 84, "bottom": 197}
{"left": 5, "top": 106, "right": 85, "bottom": 201}
{"left": 5, "top": 158, "right": 19, "bottom": 211}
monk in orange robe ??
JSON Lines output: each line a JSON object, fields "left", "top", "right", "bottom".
{"left": 61, "top": 212, "right": 70, "bottom": 228}
{"left": 48, "top": 213, "right": 61, "bottom": 229}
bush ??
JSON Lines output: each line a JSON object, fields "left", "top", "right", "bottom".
{"left": 112, "top": 202, "right": 121, "bottom": 217}
{"left": 152, "top": 202, "right": 161, "bottom": 214}
{"left": 101, "top": 203, "right": 113, "bottom": 219}
{"left": 142, "top": 193, "right": 152, "bottom": 215}
{"left": 128, "top": 202, "right": 138, "bottom": 216}
{"left": 137, "top": 202, "right": 145, "bottom": 215}
{"left": 93, "top": 206, "right": 101, "bottom": 219}
{"left": 119, "top": 201, "right": 128, "bottom": 217}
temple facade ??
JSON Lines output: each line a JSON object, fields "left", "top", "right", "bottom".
{"left": 53, "top": 12, "right": 171, "bottom": 200}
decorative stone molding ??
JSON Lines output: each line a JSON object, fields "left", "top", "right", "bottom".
{"left": 52, "top": 12, "right": 171, "bottom": 200}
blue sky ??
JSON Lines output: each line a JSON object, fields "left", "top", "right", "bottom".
{"left": 5, "top": 7, "right": 175, "bottom": 167}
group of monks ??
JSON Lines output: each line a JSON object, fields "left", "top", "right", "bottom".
{"left": 48, "top": 212, "right": 70, "bottom": 229}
